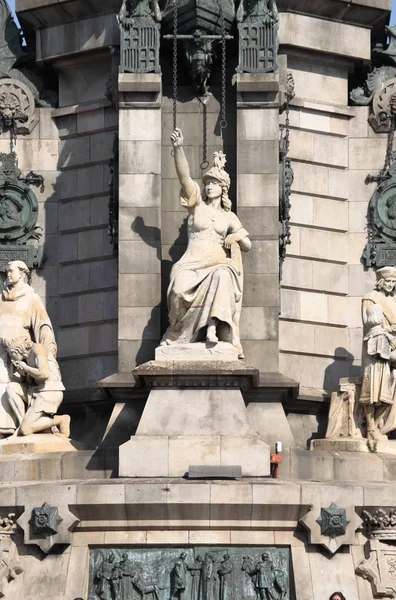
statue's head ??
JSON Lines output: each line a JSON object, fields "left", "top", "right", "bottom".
{"left": 262, "top": 553, "right": 270, "bottom": 561}
{"left": 375, "top": 266, "right": 396, "bottom": 294}
{"left": 180, "top": 552, "right": 187, "bottom": 559}
{"left": 6, "top": 260, "right": 29, "bottom": 287}
{"left": 202, "top": 151, "right": 231, "bottom": 212}
{"left": 2, "top": 335, "right": 32, "bottom": 361}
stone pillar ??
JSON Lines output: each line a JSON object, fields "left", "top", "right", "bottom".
{"left": 118, "top": 74, "right": 162, "bottom": 371}
{"left": 236, "top": 73, "right": 281, "bottom": 373}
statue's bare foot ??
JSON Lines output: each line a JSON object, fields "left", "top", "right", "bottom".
{"left": 55, "top": 415, "right": 71, "bottom": 438}
{"left": 207, "top": 325, "right": 218, "bottom": 344}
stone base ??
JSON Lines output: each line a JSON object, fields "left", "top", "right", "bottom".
{"left": 311, "top": 437, "right": 396, "bottom": 455}
{"left": 155, "top": 342, "right": 239, "bottom": 361}
{"left": 136, "top": 387, "right": 253, "bottom": 436}
{"left": 119, "top": 435, "right": 270, "bottom": 477}
{"left": 0, "top": 434, "right": 86, "bottom": 455}
{"left": 247, "top": 401, "right": 295, "bottom": 447}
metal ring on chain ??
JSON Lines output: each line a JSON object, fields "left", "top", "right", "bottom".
{"left": 220, "top": 119, "right": 228, "bottom": 130}
{"left": 200, "top": 161, "right": 209, "bottom": 170}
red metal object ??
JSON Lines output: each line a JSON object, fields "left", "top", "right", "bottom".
{"left": 270, "top": 453, "right": 282, "bottom": 479}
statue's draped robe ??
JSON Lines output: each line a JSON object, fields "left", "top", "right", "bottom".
{"left": 161, "top": 183, "right": 248, "bottom": 357}
{"left": 0, "top": 283, "right": 56, "bottom": 432}
{"left": 361, "top": 290, "right": 396, "bottom": 434}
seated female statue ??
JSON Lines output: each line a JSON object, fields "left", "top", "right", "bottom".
{"left": 160, "top": 128, "right": 251, "bottom": 358}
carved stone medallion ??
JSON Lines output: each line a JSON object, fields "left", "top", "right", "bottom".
{"left": 316, "top": 503, "right": 350, "bottom": 539}
{"left": 0, "top": 78, "right": 37, "bottom": 134}
{"left": 89, "top": 547, "right": 290, "bottom": 600}
{"left": 29, "top": 503, "right": 62, "bottom": 538}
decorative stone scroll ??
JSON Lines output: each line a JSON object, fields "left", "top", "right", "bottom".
{"left": 89, "top": 547, "right": 290, "bottom": 600}
{"left": 300, "top": 504, "right": 362, "bottom": 554}
{"left": 357, "top": 540, "right": 396, "bottom": 598}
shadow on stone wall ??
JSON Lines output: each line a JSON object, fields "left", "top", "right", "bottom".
{"left": 323, "top": 347, "right": 360, "bottom": 394}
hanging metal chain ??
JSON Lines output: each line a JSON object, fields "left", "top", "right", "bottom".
{"left": 172, "top": 0, "right": 178, "bottom": 130}
{"left": 215, "top": 0, "right": 227, "bottom": 134}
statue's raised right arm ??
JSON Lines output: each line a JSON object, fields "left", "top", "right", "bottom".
{"left": 171, "top": 128, "right": 196, "bottom": 201}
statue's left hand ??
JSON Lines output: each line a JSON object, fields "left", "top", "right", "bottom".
{"left": 12, "top": 361, "right": 26, "bottom": 374}
{"left": 224, "top": 233, "right": 239, "bottom": 249}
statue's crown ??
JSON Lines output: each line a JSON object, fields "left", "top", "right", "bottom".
{"left": 203, "top": 151, "right": 230, "bottom": 190}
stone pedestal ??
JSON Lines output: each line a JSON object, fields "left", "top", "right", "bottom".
{"left": 311, "top": 437, "right": 396, "bottom": 455}
{"left": 0, "top": 434, "right": 85, "bottom": 454}
{"left": 119, "top": 360, "right": 270, "bottom": 477}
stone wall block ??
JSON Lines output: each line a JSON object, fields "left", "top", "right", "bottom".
{"left": 242, "top": 340, "right": 279, "bottom": 372}
{"left": 280, "top": 288, "right": 300, "bottom": 320}
{"left": 40, "top": 108, "right": 59, "bottom": 139}
{"left": 89, "top": 131, "right": 115, "bottom": 163}
{"left": 59, "top": 199, "right": 90, "bottom": 231}
{"left": 349, "top": 138, "right": 388, "bottom": 170}
{"left": 237, "top": 108, "right": 279, "bottom": 140}
{"left": 89, "top": 323, "right": 118, "bottom": 353}
{"left": 119, "top": 207, "right": 161, "bottom": 242}
{"left": 288, "top": 58, "right": 347, "bottom": 105}
{"left": 58, "top": 263, "right": 90, "bottom": 294}
{"left": 291, "top": 547, "right": 314, "bottom": 600}
{"left": 313, "top": 197, "right": 348, "bottom": 231}
{"left": 280, "top": 13, "right": 370, "bottom": 60}
{"left": 118, "top": 339, "right": 158, "bottom": 372}
{"left": 240, "top": 307, "right": 278, "bottom": 340}
{"left": 76, "top": 108, "right": 105, "bottom": 135}
{"left": 168, "top": 436, "right": 221, "bottom": 477}
{"left": 120, "top": 109, "right": 161, "bottom": 141}
{"left": 119, "top": 173, "right": 161, "bottom": 208}
{"left": 77, "top": 164, "right": 106, "bottom": 196}
{"left": 243, "top": 240, "right": 278, "bottom": 274}
{"left": 119, "top": 241, "right": 161, "bottom": 274}
{"left": 58, "top": 326, "right": 90, "bottom": 357}
{"left": 243, "top": 274, "right": 279, "bottom": 306}
{"left": 119, "top": 274, "right": 161, "bottom": 307}
{"left": 119, "top": 436, "right": 169, "bottom": 477}
{"left": 58, "top": 232, "right": 78, "bottom": 263}
{"left": 237, "top": 207, "right": 278, "bottom": 238}
{"left": 89, "top": 258, "right": 118, "bottom": 290}
{"left": 312, "top": 262, "right": 348, "bottom": 294}
{"left": 59, "top": 137, "right": 90, "bottom": 168}
{"left": 279, "top": 321, "right": 315, "bottom": 354}
{"left": 237, "top": 173, "right": 279, "bottom": 207}
{"left": 237, "top": 141, "right": 279, "bottom": 174}
{"left": 119, "top": 306, "right": 161, "bottom": 340}
{"left": 119, "top": 141, "right": 161, "bottom": 175}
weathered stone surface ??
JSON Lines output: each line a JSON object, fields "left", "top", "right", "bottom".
{"left": 155, "top": 342, "right": 239, "bottom": 362}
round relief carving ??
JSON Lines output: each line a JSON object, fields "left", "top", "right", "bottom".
{"left": 0, "top": 78, "right": 37, "bottom": 134}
